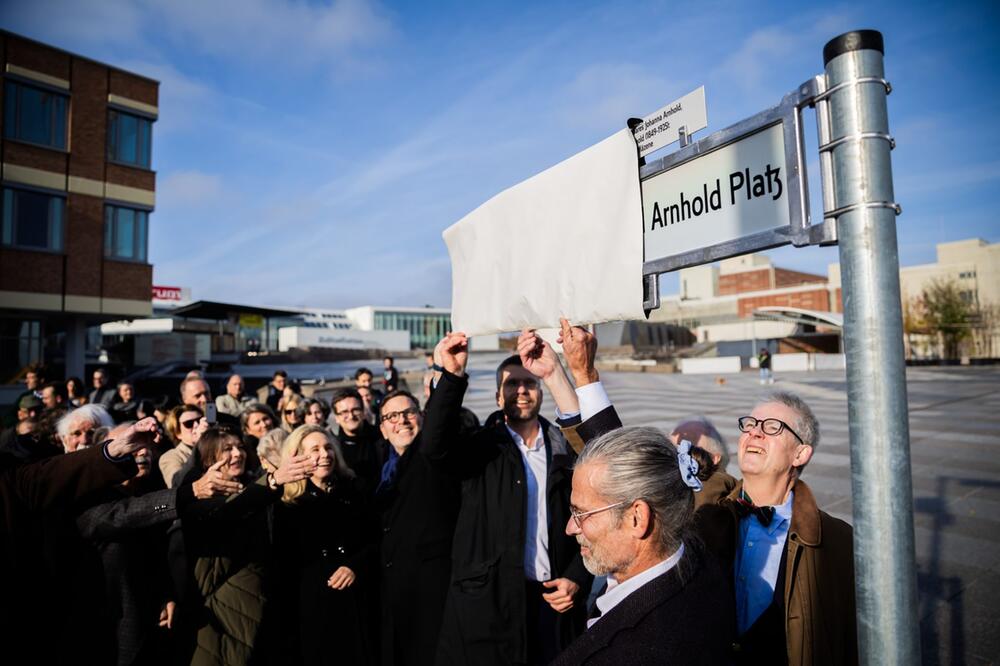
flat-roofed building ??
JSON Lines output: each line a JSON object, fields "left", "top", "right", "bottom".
{"left": 1, "top": 31, "right": 157, "bottom": 380}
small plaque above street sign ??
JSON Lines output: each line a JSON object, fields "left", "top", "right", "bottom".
{"left": 642, "top": 122, "right": 789, "bottom": 263}
{"left": 632, "top": 86, "right": 708, "bottom": 158}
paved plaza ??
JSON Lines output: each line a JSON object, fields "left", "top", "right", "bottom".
{"left": 457, "top": 356, "right": 1000, "bottom": 665}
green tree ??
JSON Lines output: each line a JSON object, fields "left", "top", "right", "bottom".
{"left": 912, "top": 278, "right": 976, "bottom": 360}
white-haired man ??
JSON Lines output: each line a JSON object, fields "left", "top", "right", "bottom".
{"left": 57, "top": 404, "right": 115, "bottom": 453}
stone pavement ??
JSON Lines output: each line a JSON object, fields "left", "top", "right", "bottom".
{"left": 456, "top": 356, "right": 1000, "bottom": 665}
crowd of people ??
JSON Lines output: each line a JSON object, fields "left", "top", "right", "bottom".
{"left": 1, "top": 326, "right": 856, "bottom": 665}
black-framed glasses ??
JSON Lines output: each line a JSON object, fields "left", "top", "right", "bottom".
{"left": 381, "top": 407, "right": 419, "bottom": 424}
{"left": 284, "top": 409, "right": 298, "bottom": 416}
{"left": 569, "top": 501, "right": 629, "bottom": 529}
{"left": 181, "top": 418, "right": 201, "bottom": 430}
{"left": 737, "top": 416, "right": 805, "bottom": 444}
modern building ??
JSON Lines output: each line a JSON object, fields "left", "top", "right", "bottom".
{"left": 649, "top": 254, "right": 843, "bottom": 361}
{"left": 344, "top": 305, "right": 453, "bottom": 350}
{"left": 1, "top": 31, "right": 157, "bottom": 381}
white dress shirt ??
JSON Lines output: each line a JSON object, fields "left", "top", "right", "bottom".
{"left": 507, "top": 423, "right": 551, "bottom": 582}
{"left": 589, "top": 544, "right": 686, "bottom": 628}
{"left": 576, "top": 381, "right": 613, "bottom": 421}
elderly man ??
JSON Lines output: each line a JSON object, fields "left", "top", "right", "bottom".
{"left": 552, "top": 426, "right": 732, "bottom": 665}
{"left": 179, "top": 376, "right": 211, "bottom": 409}
{"left": 558, "top": 320, "right": 857, "bottom": 665}
{"left": 57, "top": 404, "right": 115, "bottom": 453}
{"left": 215, "top": 374, "right": 254, "bottom": 417}
{"left": 429, "top": 332, "right": 591, "bottom": 665}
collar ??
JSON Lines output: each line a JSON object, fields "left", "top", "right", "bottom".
{"left": 505, "top": 422, "right": 544, "bottom": 451}
{"left": 595, "top": 544, "right": 686, "bottom": 623}
{"left": 725, "top": 479, "right": 822, "bottom": 546}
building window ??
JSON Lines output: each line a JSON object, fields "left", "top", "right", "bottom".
{"left": 3, "top": 80, "right": 68, "bottom": 149}
{"left": 1, "top": 187, "right": 64, "bottom": 251}
{"left": 104, "top": 205, "right": 149, "bottom": 262}
{"left": 107, "top": 109, "right": 152, "bottom": 168}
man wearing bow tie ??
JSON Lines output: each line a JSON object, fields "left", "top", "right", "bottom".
{"left": 557, "top": 320, "right": 858, "bottom": 666}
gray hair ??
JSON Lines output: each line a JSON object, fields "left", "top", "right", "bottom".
{"left": 257, "top": 428, "right": 288, "bottom": 470}
{"left": 577, "top": 426, "right": 696, "bottom": 556}
{"left": 673, "top": 415, "right": 729, "bottom": 470}
{"left": 56, "top": 404, "right": 114, "bottom": 440}
{"left": 756, "top": 390, "right": 820, "bottom": 450}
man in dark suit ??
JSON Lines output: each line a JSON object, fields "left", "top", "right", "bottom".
{"left": 428, "top": 332, "right": 591, "bottom": 665}
{"left": 552, "top": 426, "right": 733, "bottom": 665}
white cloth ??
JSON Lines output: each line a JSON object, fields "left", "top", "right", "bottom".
{"left": 589, "top": 544, "right": 686, "bottom": 628}
{"left": 443, "top": 129, "right": 645, "bottom": 336}
{"left": 507, "top": 424, "right": 551, "bottom": 582}
{"left": 576, "top": 381, "right": 613, "bottom": 421}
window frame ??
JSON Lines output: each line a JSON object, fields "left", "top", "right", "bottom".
{"left": 103, "top": 202, "right": 151, "bottom": 264}
{"left": 107, "top": 106, "right": 154, "bottom": 170}
{"left": 3, "top": 78, "right": 70, "bottom": 151}
{"left": 1, "top": 185, "right": 66, "bottom": 254}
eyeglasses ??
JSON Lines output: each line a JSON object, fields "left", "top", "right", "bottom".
{"left": 570, "top": 500, "right": 629, "bottom": 529}
{"left": 381, "top": 407, "right": 419, "bottom": 424}
{"left": 336, "top": 407, "right": 363, "bottom": 417}
{"left": 284, "top": 410, "right": 297, "bottom": 416}
{"left": 737, "top": 416, "right": 805, "bottom": 444}
{"left": 181, "top": 418, "right": 201, "bottom": 430}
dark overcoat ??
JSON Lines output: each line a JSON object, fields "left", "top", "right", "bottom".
{"left": 376, "top": 387, "right": 461, "bottom": 666}
{"left": 551, "top": 543, "right": 734, "bottom": 665}
{"left": 427, "top": 371, "right": 591, "bottom": 666}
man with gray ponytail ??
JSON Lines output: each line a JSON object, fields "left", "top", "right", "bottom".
{"left": 552, "top": 426, "right": 732, "bottom": 665}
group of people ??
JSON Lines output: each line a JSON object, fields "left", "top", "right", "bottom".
{"left": 1, "top": 327, "right": 856, "bottom": 665}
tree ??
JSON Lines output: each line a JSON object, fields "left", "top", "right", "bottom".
{"left": 910, "top": 278, "right": 976, "bottom": 360}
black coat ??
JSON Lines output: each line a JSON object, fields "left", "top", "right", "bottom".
{"left": 274, "top": 479, "right": 379, "bottom": 666}
{"left": 427, "top": 371, "right": 591, "bottom": 666}
{"left": 337, "top": 421, "right": 385, "bottom": 498}
{"left": 551, "top": 543, "right": 734, "bottom": 665}
{"left": 376, "top": 387, "right": 462, "bottom": 666}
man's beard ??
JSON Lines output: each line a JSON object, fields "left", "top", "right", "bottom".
{"left": 503, "top": 401, "right": 541, "bottom": 425}
{"left": 577, "top": 535, "right": 630, "bottom": 577}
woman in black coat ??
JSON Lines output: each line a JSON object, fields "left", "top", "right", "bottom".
{"left": 273, "top": 424, "right": 379, "bottom": 666}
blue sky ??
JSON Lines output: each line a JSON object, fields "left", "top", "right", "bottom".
{"left": 4, "top": 0, "right": 998, "bottom": 310}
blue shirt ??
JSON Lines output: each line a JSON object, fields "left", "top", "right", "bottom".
{"left": 734, "top": 490, "right": 794, "bottom": 634}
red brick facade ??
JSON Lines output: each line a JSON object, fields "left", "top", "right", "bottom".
{"left": 1, "top": 31, "right": 157, "bottom": 310}
{"left": 737, "top": 288, "right": 832, "bottom": 318}
{"left": 719, "top": 268, "right": 772, "bottom": 295}
{"left": 774, "top": 268, "right": 827, "bottom": 288}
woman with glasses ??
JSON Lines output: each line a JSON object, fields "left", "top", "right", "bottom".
{"left": 173, "top": 426, "right": 317, "bottom": 665}
{"left": 282, "top": 396, "right": 304, "bottom": 433}
{"left": 273, "top": 425, "right": 379, "bottom": 665}
{"left": 159, "top": 405, "right": 205, "bottom": 488}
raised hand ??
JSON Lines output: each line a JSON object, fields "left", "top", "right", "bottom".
{"left": 272, "top": 452, "right": 317, "bottom": 486}
{"left": 558, "top": 318, "right": 599, "bottom": 386}
{"left": 434, "top": 332, "right": 469, "bottom": 376}
{"left": 105, "top": 417, "right": 161, "bottom": 459}
{"left": 193, "top": 459, "right": 243, "bottom": 498}
{"left": 517, "top": 329, "right": 559, "bottom": 381}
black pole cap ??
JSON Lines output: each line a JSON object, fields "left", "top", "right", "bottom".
{"left": 823, "top": 30, "right": 884, "bottom": 65}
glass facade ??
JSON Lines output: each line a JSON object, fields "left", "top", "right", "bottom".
{"left": 3, "top": 80, "right": 67, "bottom": 149}
{"left": 104, "top": 205, "right": 149, "bottom": 262}
{"left": 2, "top": 187, "right": 65, "bottom": 251}
{"left": 373, "top": 311, "right": 452, "bottom": 349}
{"left": 108, "top": 109, "right": 152, "bottom": 168}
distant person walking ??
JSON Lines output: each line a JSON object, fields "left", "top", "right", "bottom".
{"left": 758, "top": 348, "right": 773, "bottom": 385}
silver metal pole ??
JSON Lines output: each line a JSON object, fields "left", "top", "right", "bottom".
{"left": 824, "top": 30, "right": 920, "bottom": 665}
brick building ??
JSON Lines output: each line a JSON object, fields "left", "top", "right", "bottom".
{"left": 0, "top": 31, "right": 157, "bottom": 381}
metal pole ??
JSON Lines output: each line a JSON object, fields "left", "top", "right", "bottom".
{"left": 824, "top": 30, "right": 920, "bottom": 665}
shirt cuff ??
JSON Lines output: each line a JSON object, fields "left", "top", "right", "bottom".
{"left": 101, "top": 439, "right": 132, "bottom": 463}
{"left": 554, "top": 409, "right": 581, "bottom": 427}
{"left": 576, "top": 382, "right": 611, "bottom": 421}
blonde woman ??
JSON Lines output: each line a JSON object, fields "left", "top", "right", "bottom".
{"left": 273, "top": 425, "right": 378, "bottom": 665}
{"left": 280, "top": 396, "right": 303, "bottom": 433}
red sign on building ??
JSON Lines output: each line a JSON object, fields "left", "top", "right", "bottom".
{"left": 152, "top": 285, "right": 183, "bottom": 301}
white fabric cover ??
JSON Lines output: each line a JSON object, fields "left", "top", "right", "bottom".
{"left": 443, "top": 129, "right": 645, "bottom": 336}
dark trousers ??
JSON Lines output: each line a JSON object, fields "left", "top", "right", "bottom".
{"left": 524, "top": 580, "right": 560, "bottom": 665}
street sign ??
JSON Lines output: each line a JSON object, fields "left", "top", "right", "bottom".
{"left": 642, "top": 122, "right": 789, "bottom": 263}
{"left": 632, "top": 86, "right": 708, "bottom": 158}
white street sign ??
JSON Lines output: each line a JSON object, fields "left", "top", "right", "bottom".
{"left": 642, "top": 122, "right": 789, "bottom": 263}
{"left": 632, "top": 86, "right": 708, "bottom": 158}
